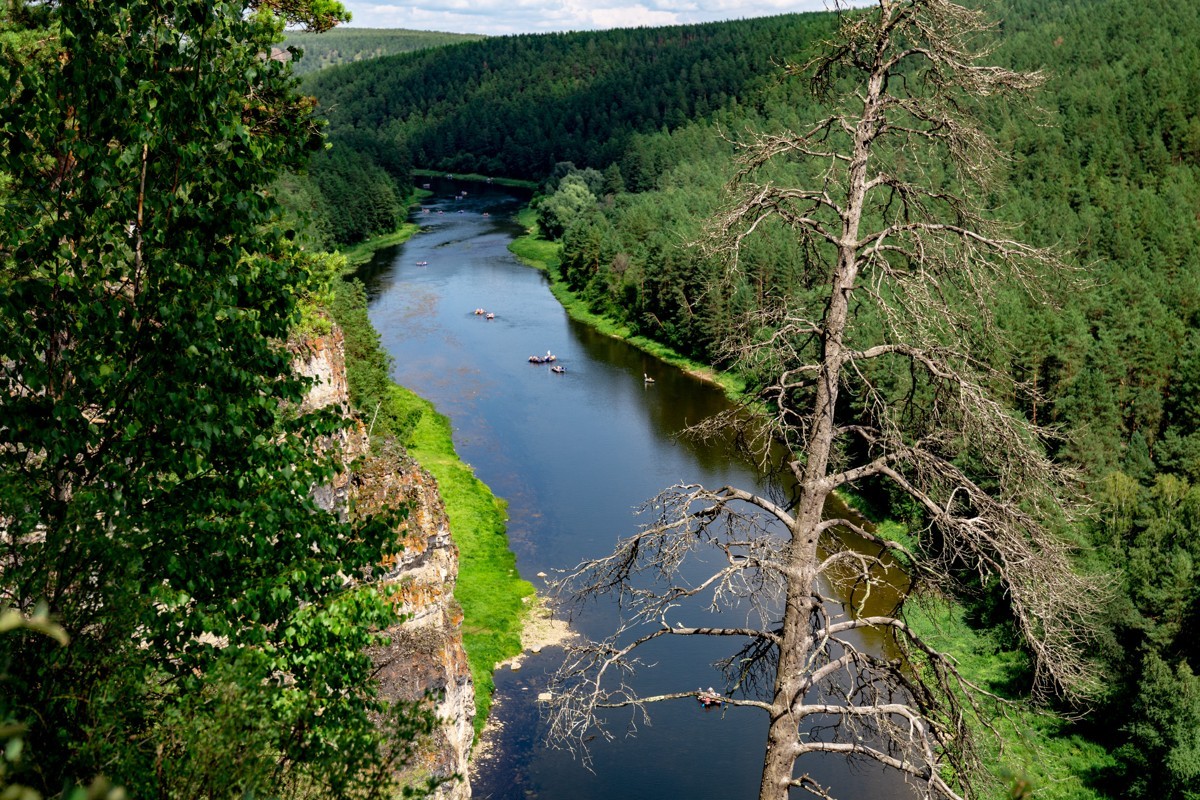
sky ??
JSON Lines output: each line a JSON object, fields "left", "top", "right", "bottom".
{"left": 339, "top": 0, "right": 853, "bottom": 36}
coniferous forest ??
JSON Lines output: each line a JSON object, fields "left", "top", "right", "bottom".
{"left": 282, "top": 27, "right": 484, "bottom": 75}
{"left": 5, "top": 0, "right": 1200, "bottom": 797}
{"left": 297, "top": 1, "right": 1200, "bottom": 796}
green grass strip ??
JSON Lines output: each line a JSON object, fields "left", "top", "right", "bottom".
{"left": 337, "top": 188, "right": 433, "bottom": 270}
{"left": 395, "top": 385, "right": 535, "bottom": 735}
{"left": 508, "top": 208, "right": 744, "bottom": 399}
{"left": 905, "top": 602, "right": 1112, "bottom": 799}
{"left": 413, "top": 169, "right": 538, "bottom": 190}
{"left": 338, "top": 221, "right": 423, "bottom": 269}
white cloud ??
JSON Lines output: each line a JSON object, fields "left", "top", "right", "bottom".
{"left": 340, "top": 0, "right": 854, "bottom": 35}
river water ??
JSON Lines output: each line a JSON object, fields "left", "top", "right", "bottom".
{"left": 362, "top": 181, "right": 909, "bottom": 800}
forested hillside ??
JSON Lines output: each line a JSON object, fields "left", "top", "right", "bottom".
{"left": 287, "top": 15, "right": 837, "bottom": 246}
{"left": 299, "top": 1, "right": 1200, "bottom": 796}
{"left": 305, "top": 15, "right": 835, "bottom": 180}
{"left": 283, "top": 27, "right": 483, "bottom": 74}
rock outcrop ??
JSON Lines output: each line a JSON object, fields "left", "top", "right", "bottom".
{"left": 293, "top": 328, "right": 368, "bottom": 515}
{"left": 293, "top": 326, "right": 474, "bottom": 799}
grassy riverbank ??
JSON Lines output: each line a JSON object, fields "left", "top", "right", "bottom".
{"left": 329, "top": 252, "right": 534, "bottom": 735}
{"left": 338, "top": 221, "right": 422, "bottom": 268}
{"left": 835, "top": 496, "right": 1108, "bottom": 798}
{"left": 398, "top": 387, "right": 535, "bottom": 734}
{"left": 335, "top": 186, "right": 434, "bottom": 269}
{"left": 413, "top": 168, "right": 538, "bottom": 191}
{"left": 509, "top": 208, "right": 744, "bottom": 399}
{"left": 905, "top": 603, "right": 1110, "bottom": 799}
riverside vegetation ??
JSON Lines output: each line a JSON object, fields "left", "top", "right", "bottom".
{"left": 297, "top": 0, "right": 1200, "bottom": 797}
{"left": 329, "top": 276, "right": 534, "bottom": 733}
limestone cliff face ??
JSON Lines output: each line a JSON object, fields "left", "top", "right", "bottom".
{"left": 293, "top": 328, "right": 367, "bottom": 515}
{"left": 293, "top": 326, "right": 474, "bottom": 799}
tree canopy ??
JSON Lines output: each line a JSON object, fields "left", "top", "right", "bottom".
{"left": 0, "top": 2, "right": 428, "bottom": 796}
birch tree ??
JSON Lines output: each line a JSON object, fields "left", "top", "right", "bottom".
{"left": 0, "top": 2, "right": 432, "bottom": 796}
{"left": 547, "top": 2, "right": 1103, "bottom": 798}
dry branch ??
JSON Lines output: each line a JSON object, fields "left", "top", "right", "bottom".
{"left": 547, "top": 2, "right": 1105, "bottom": 798}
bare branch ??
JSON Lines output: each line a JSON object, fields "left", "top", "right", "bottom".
{"left": 549, "top": 2, "right": 1104, "bottom": 798}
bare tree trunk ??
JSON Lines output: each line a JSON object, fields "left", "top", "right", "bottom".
{"left": 760, "top": 524, "right": 819, "bottom": 799}
{"left": 549, "top": 3, "right": 1105, "bottom": 798}
{"left": 759, "top": 52, "right": 887, "bottom": 796}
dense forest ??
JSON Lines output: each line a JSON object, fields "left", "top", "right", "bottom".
{"left": 304, "top": 14, "right": 838, "bottom": 179}
{"left": 282, "top": 27, "right": 484, "bottom": 75}
{"left": 299, "top": 0, "right": 1200, "bottom": 797}
{"left": 287, "top": 14, "right": 839, "bottom": 246}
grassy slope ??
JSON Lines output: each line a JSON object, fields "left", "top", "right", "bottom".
{"left": 906, "top": 604, "right": 1112, "bottom": 800}
{"left": 338, "top": 221, "right": 422, "bottom": 267}
{"left": 398, "top": 387, "right": 534, "bottom": 734}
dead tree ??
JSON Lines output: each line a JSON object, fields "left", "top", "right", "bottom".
{"left": 547, "top": 2, "right": 1104, "bottom": 799}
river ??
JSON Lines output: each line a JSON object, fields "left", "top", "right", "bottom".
{"left": 361, "top": 180, "right": 910, "bottom": 800}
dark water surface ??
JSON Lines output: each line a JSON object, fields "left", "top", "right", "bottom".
{"left": 366, "top": 181, "right": 908, "bottom": 800}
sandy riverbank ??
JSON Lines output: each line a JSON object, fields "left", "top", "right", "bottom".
{"left": 500, "top": 592, "right": 576, "bottom": 669}
{"left": 471, "top": 592, "right": 576, "bottom": 763}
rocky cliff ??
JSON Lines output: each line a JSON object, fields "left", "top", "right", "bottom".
{"left": 293, "top": 326, "right": 475, "bottom": 799}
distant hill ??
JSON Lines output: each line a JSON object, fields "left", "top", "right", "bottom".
{"left": 292, "top": 13, "right": 833, "bottom": 247}
{"left": 283, "top": 28, "right": 485, "bottom": 75}
{"left": 302, "top": 14, "right": 836, "bottom": 181}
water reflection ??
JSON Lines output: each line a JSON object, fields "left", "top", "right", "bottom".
{"left": 366, "top": 180, "right": 912, "bottom": 800}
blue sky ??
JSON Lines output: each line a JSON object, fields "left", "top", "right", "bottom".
{"left": 339, "top": 0, "right": 853, "bottom": 35}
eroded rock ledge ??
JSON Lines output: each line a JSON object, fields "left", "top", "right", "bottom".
{"left": 295, "top": 325, "right": 474, "bottom": 799}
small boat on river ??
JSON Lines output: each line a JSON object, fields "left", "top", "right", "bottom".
{"left": 697, "top": 688, "right": 723, "bottom": 707}
{"left": 528, "top": 352, "right": 557, "bottom": 364}
{"left": 551, "top": 365, "right": 566, "bottom": 374}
